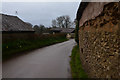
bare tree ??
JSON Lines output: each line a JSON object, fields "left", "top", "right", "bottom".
{"left": 52, "top": 15, "right": 72, "bottom": 28}
{"left": 64, "top": 15, "right": 72, "bottom": 28}
{"left": 56, "top": 16, "right": 65, "bottom": 28}
{"left": 33, "top": 24, "right": 46, "bottom": 34}
{"left": 52, "top": 19, "right": 57, "bottom": 28}
{"left": 33, "top": 25, "right": 40, "bottom": 33}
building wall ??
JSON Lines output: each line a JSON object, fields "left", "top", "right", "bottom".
{"left": 79, "top": 2, "right": 109, "bottom": 27}
{"left": 78, "top": 2, "right": 120, "bottom": 78}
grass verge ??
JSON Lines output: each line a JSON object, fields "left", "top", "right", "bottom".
{"left": 70, "top": 45, "right": 88, "bottom": 78}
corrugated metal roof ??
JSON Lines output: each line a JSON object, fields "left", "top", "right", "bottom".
{"left": 0, "top": 14, "right": 34, "bottom": 32}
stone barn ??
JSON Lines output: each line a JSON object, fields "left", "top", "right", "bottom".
{"left": 50, "top": 28, "right": 75, "bottom": 34}
{"left": 50, "top": 28, "right": 75, "bottom": 38}
{"left": 1, "top": 14, "right": 34, "bottom": 33}
{"left": 0, "top": 14, "right": 35, "bottom": 43}
{"left": 76, "top": 2, "right": 120, "bottom": 78}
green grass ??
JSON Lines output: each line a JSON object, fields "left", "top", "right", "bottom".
{"left": 2, "top": 33, "right": 68, "bottom": 60}
{"left": 70, "top": 45, "right": 88, "bottom": 78}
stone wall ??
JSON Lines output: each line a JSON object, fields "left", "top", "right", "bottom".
{"left": 79, "top": 31, "right": 119, "bottom": 78}
{"left": 78, "top": 2, "right": 120, "bottom": 78}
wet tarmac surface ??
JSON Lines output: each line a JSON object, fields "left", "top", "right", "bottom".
{"left": 3, "top": 39, "right": 76, "bottom": 78}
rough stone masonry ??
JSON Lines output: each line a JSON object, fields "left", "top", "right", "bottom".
{"left": 77, "top": 2, "right": 120, "bottom": 78}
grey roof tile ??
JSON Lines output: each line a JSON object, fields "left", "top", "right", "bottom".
{"left": 1, "top": 14, "right": 34, "bottom": 32}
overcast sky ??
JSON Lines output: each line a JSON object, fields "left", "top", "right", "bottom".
{"left": 1, "top": 2, "right": 80, "bottom": 27}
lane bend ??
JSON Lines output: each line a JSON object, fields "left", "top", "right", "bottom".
{"left": 3, "top": 39, "right": 76, "bottom": 78}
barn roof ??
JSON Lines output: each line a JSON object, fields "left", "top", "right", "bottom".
{"left": 61, "top": 28, "right": 75, "bottom": 33}
{"left": 50, "top": 28, "right": 75, "bottom": 33}
{"left": 50, "top": 28, "right": 62, "bottom": 31}
{"left": 0, "top": 14, "right": 34, "bottom": 32}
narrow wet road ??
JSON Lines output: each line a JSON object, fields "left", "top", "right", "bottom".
{"left": 3, "top": 39, "right": 76, "bottom": 78}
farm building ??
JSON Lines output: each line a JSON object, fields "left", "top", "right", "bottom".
{"left": 50, "top": 28, "right": 75, "bottom": 38}
{"left": 0, "top": 13, "right": 34, "bottom": 33}
{"left": 50, "top": 28, "right": 75, "bottom": 34}
{"left": 1, "top": 14, "right": 35, "bottom": 43}
{"left": 76, "top": 2, "right": 119, "bottom": 78}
